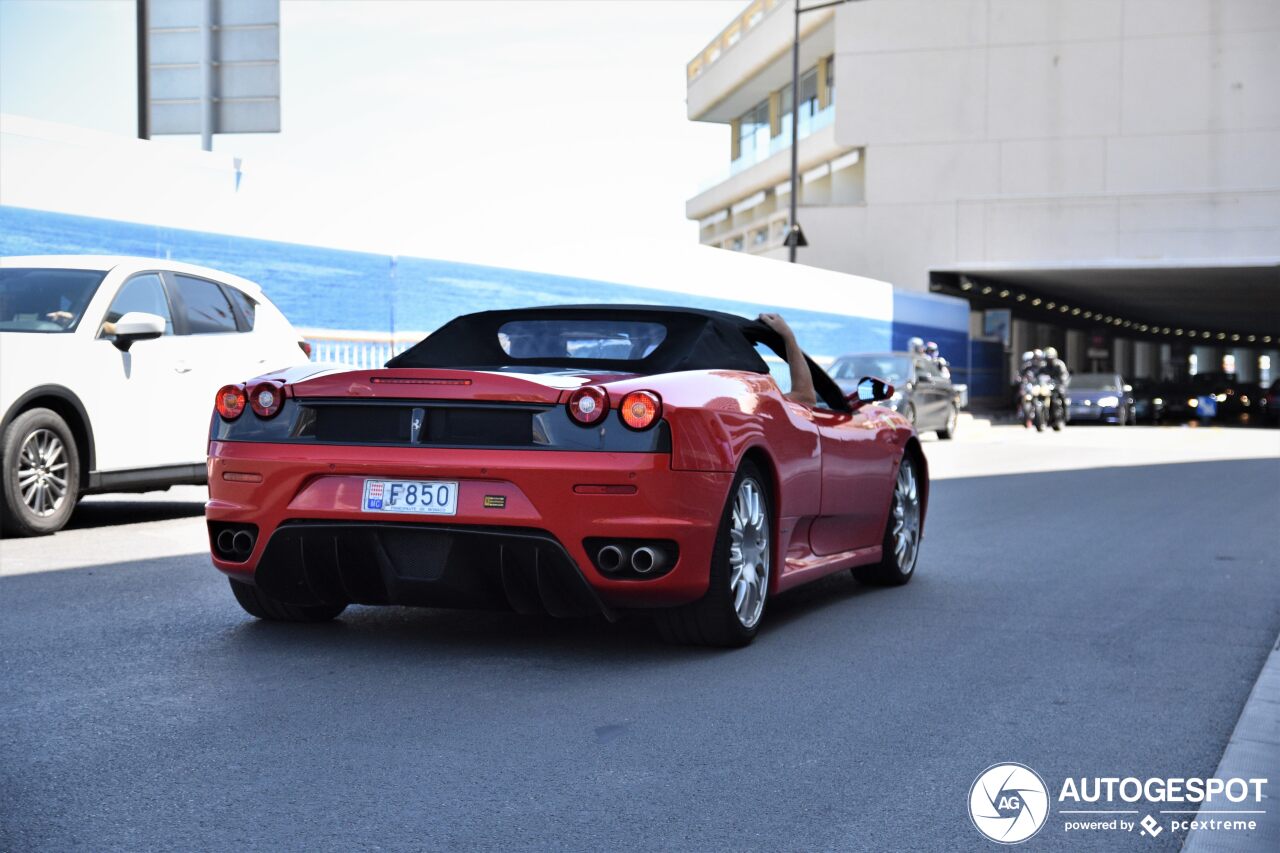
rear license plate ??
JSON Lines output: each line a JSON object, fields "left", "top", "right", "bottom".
{"left": 361, "top": 479, "right": 458, "bottom": 515}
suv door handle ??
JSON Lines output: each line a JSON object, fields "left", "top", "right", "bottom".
{"left": 174, "top": 361, "right": 192, "bottom": 374}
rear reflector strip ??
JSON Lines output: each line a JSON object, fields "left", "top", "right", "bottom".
{"left": 222, "top": 472, "right": 264, "bottom": 483}
{"left": 371, "top": 377, "right": 472, "bottom": 386}
{"left": 573, "top": 484, "right": 638, "bottom": 495}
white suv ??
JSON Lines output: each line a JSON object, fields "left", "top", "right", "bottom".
{"left": 0, "top": 256, "right": 310, "bottom": 535}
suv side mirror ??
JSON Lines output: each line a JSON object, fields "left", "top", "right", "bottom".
{"left": 849, "top": 376, "right": 895, "bottom": 408}
{"left": 110, "top": 311, "right": 166, "bottom": 352}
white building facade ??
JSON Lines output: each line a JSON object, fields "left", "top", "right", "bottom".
{"left": 686, "top": 0, "right": 1280, "bottom": 384}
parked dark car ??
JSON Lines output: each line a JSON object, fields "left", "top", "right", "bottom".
{"left": 1066, "top": 372, "right": 1135, "bottom": 425}
{"left": 1162, "top": 373, "right": 1259, "bottom": 423}
{"left": 829, "top": 351, "right": 959, "bottom": 439}
{"left": 1129, "top": 378, "right": 1167, "bottom": 423}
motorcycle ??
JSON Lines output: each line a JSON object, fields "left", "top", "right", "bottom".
{"left": 1019, "top": 377, "right": 1046, "bottom": 431}
{"left": 1038, "top": 373, "right": 1067, "bottom": 431}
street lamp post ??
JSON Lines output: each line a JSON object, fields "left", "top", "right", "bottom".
{"left": 786, "top": 0, "right": 864, "bottom": 262}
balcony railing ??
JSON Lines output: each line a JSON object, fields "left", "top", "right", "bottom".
{"left": 300, "top": 328, "right": 421, "bottom": 370}
{"left": 728, "top": 103, "right": 835, "bottom": 177}
{"left": 687, "top": 0, "right": 785, "bottom": 82}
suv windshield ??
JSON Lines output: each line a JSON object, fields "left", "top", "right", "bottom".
{"left": 832, "top": 354, "right": 912, "bottom": 385}
{"left": 0, "top": 268, "right": 106, "bottom": 333}
{"left": 1072, "top": 373, "right": 1120, "bottom": 390}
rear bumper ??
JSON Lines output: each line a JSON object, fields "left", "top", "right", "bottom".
{"left": 206, "top": 441, "right": 733, "bottom": 610}
{"left": 1068, "top": 406, "right": 1119, "bottom": 423}
{"left": 247, "top": 521, "right": 613, "bottom": 618}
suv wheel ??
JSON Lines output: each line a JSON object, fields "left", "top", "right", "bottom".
{"left": 1, "top": 408, "right": 81, "bottom": 536}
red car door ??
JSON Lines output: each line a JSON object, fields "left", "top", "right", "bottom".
{"left": 808, "top": 405, "right": 900, "bottom": 555}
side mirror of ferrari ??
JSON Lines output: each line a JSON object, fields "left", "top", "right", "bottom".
{"left": 850, "top": 376, "right": 895, "bottom": 408}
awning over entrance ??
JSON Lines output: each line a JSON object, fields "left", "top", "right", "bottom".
{"left": 931, "top": 260, "right": 1280, "bottom": 346}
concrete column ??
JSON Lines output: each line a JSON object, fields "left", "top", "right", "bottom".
{"left": 1259, "top": 351, "right": 1278, "bottom": 385}
{"left": 1114, "top": 338, "right": 1133, "bottom": 377}
{"left": 730, "top": 119, "right": 741, "bottom": 161}
{"left": 1230, "top": 348, "right": 1255, "bottom": 381}
{"left": 1191, "top": 346, "right": 1217, "bottom": 376}
{"left": 1133, "top": 341, "right": 1157, "bottom": 380}
{"left": 1066, "top": 329, "right": 1087, "bottom": 373}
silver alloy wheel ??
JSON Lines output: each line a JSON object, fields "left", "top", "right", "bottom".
{"left": 728, "top": 477, "right": 769, "bottom": 629}
{"left": 17, "top": 428, "right": 68, "bottom": 518}
{"left": 945, "top": 405, "right": 958, "bottom": 435}
{"left": 890, "top": 459, "right": 921, "bottom": 574}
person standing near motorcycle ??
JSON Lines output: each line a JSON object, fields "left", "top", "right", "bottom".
{"left": 924, "top": 341, "right": 952, "bottom": 378}
{"left": 1043, "top": 347, "right": 1069, "bottom": 389}
{"left": 1017, "top": 351, "right": 1039, "bottom": 428}
{"left": 1043, "top": 347, "right": 1070, "bottom": 429}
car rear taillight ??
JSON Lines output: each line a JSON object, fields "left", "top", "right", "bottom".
{"left": 215, "top": 384, "right": 246, "bottom": 420}
{"left": 248, "top": 380, "right": 285, "bottom": 418}
{"left": 568, "top": 386, "right": 609, "bottom": 425}
{"left": 619, "top": 391, "right": 661, "bottom": 430}
{"left": 298, "top": 340, "right": 313, "bottom": 358}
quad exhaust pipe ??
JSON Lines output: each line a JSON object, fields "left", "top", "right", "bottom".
{"left": 597, "top": 545, "right": 625, "bottom": 573}
{"left": 630, "top": 546, "right": 665, "bottom": 575}
{"left": 231, "top": 530, "right": 255, "bottom": 558}
{"left": 594, "top": 543, "right": 670, "bottom": 575}
{"left": 214, "top": 526, "right": 257, "bottom": 561}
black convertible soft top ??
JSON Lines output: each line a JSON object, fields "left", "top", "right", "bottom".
{"left": 388, "top": 305, "right": 770, "bottom": 373}
{"left": 386, "top": 304, "right": 848, "bottom": 409}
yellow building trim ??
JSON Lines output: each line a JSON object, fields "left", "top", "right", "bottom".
{"left": 817, "top": 55, "right": 831, "bottom": 110}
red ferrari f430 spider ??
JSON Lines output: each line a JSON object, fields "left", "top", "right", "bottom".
{"left": 206, "top": 306, "right": 928, "bottom": 646}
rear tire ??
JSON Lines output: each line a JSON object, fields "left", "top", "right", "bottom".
{"left": 655, "top": 461, "right": 771, "bottom": 648}
{"left": 229, "top": 578, "right": 347, "bottom": 622}
{"left": 1, "top": 408, "right": 81, "bottom": 537}
{"left": 854, "top": 454, "right": 922, "bottom": 586}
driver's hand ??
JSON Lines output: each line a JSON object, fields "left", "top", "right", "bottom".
{"left": 45, "top": 310, "right": 74, "bottom": 327}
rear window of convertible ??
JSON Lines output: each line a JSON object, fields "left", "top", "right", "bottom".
{"left": 497, "top": 319, "right": 667, "bottom": 361}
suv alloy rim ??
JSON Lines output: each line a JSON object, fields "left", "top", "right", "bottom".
{"left": 17, "top": 428, "right": 68, "bottom": 517}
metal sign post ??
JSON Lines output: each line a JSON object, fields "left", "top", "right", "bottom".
{"left": 140, "top": 0, "right": 281, "bottom": 150}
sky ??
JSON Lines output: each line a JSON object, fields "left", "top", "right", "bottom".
{"left": 0, "top": 0, "right": 738, "bottom": 267}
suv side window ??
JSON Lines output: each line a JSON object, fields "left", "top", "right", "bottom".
{"left": 174, "top": 275, "right": 238, "bottom": 334}
{"left": 225, "top": 286, "right": 257, "bottom": 331}
{"left": 101, "top": 273, "right": 173, "bottom": 336}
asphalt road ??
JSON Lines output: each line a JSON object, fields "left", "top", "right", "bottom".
{"left": 2, "top": 436, "right": 1279, "bottom": 851}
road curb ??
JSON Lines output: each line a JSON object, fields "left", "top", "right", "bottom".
{"left": 1182, "top": 631, "right": 1280, "bottom": 852}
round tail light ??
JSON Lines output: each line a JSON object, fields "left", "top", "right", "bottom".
{"left": 248, "top": 380, "right": 285, "bottom": 418}
{"left": 215, "top": 384, "right": 246, "bottom": 420}
{"left": 567, "top": 386, "right": 608, "bottom": 425}
{"left": 619, "top": 391, "right": 661, "bottom": 430}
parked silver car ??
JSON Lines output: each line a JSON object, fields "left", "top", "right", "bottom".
{"left": 829, "top": 351, "right": 960, "bottom": 439}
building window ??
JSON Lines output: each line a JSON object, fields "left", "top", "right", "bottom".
{"left": 735, "top": 99, "right": 771, "bottom": 170}
{"left": 779, "top": 65, "right": 823, "bottom": 141}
